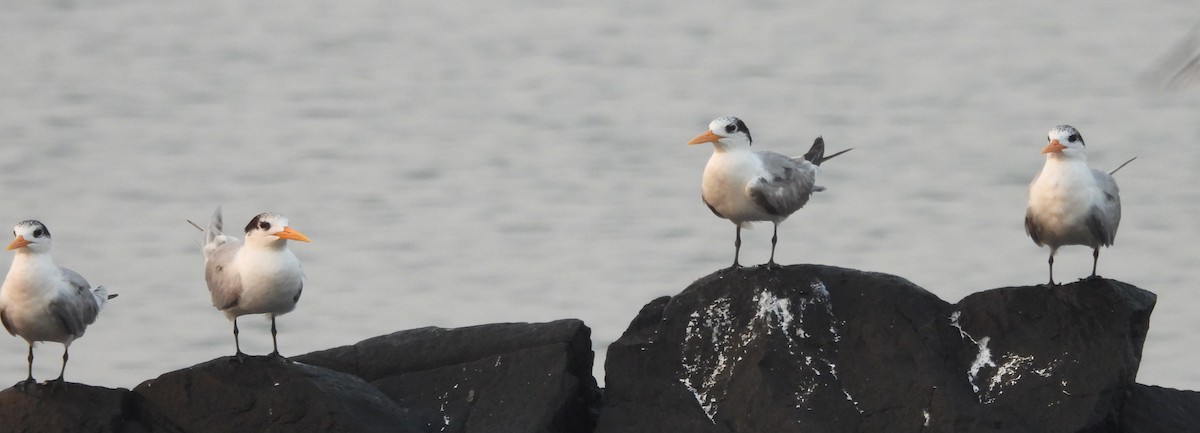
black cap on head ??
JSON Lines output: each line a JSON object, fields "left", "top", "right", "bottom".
{"left": 15, "top": 220, "right": 49, "bottom": 238}
{"left": 244, "top": 214, "right": 264, "bottom": 234}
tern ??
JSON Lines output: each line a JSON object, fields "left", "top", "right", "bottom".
{"left": 0, "top": 220, "right": 115, "bottom": 387}
{"left": 1025, "top": 125, "right": 1135, "bottom": 285}
{"left": 197, "top": 207, "right": 310, "bottom": 359}
{"left": 688, "top": 116, "right": 850, "bottom": 268}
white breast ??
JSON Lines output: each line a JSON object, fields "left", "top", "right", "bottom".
{"left": 1027, "top": 158, "right": 1100, "bottom": 246}
{"left": 230, "top": 248, "right": 304, "bottom": 317}
{"left": 701, "top": 150, "right": 773, "bottom": 223}
{"left": 0, "top": 256, "right": 74, "bottom": 343}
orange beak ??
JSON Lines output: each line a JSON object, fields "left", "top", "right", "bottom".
{"left": 1042, "top": 139, "right": 1065, "bottom": 154}
{"left": 688, "top": 130, "right": 721, "bottom": 145}
{"left": 6, "top": 235, "right": 29, "bottom": 250}
{"left": 275, "top": 227, "right": 311, "bottom": 242}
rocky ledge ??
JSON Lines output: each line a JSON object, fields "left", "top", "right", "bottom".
{"left": 1, "top": 265, "right": 1198, "bottom": 433}
{"left": 597, "top": 265, "right": 1179, "bottom": 433}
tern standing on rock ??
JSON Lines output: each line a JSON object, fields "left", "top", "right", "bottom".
{"left": 1025, "top": 125, "right": 1135, "bottom": 285}
{"left": 199, "top": 207, "right": 310, "bottom": 359}
{"left": 0, "top": 220, "right": 115, "bottom": 387}
{"left": 688, "top": 116, "right": 851, "bottom": 268}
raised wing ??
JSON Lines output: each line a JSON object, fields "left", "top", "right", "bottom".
{"left": 206, "top": 206, "right": 224, "bottom": 245}
{"left": 202, "top": 206, "right": 240, "bottom": 256}
{"left": 747, "top": 151, "right": 818, "bottom": 217}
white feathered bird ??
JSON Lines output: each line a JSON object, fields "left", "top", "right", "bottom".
{"left": 0, "top": 220, "right": 115, "bottom": 386}
{"left": 1025, "top": 125, "right": 1135, "bottom": 285}
{"left": 197, "top": 207, "right": 310, "bottom": 358}
{"left": 689, "top": 116, "right": 851, "bottom": 268}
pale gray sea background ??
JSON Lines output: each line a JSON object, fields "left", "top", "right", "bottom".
{"left": 0, "top": 0, "right": 1198, "bottom": 391}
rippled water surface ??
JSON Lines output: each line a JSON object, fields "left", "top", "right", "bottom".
{"left": 0, "top": 0, "right": 1198, "bottom": 389}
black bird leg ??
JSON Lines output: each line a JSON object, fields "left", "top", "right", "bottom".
{"left": 269, "top": 316, "right": 283, "bottom": 359}
{"left": 16, "top": 344, "right": 35, "bottom": 390}
{"left": 766, "top": 224, "right": 780, "bottom": 268}
{"left": 1091, "top": 247, "right": 1100, "bottom": 278}
{"left": 731, "top": 226, "right": 742, "bottom": 268}
{"left": 1047, "top": 254, "right": 1056, "bottom": 286}
{"left": 52, "top": 346, "right": 68, "bottom": 384}
{"left": 232, "top": 318, "right": 246, "bottom": 362}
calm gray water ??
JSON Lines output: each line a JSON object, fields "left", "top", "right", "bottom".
{"left": 0, "top": 0, "right": 1198, "bottom": 390}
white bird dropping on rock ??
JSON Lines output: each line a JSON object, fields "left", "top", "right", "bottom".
{"left": 688, "top": 116, "right": 851, "bottom": 268}
{"left": 1025, "top": 125, "right": 1135, "bottom": 285}
{"left": 0, "top": 220, "right": 116, "bottom": 387}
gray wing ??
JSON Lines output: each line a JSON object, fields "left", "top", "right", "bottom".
{"left": 1088, "top": 169, "right": 1121, "bottom": 246}
{"left": 206, "top": 206, "right": 225, "bottom": 245}
{"left": 54, "top": 267, "right": 102, "bottom": 337}
{"left": 0, "top": 307, "right": 14, "bottom": 336}
{"left": 1024, "top": 208, "right": 1044, "bottom": 246}
{"left": 205, "top": 237, "right": 244, "bottom": 311}
{"left": 702, "top": 198, "right": 726, "bottom": 219}
{"left": 747, "top": 151, "right": 818, "bottom": 217}
{"left": 293, "top": 280, "right": 304, "bottom": 303}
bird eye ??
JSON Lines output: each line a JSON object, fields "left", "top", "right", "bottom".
{"left": 725, "top": 124, "right": 737, "bottom": 133}
{"left": 259, "top": 221, "right": 271, "bottom": 231}
{"left": 33, "top": 228, "right": 44, "bottom": 237}
{"left": 1068, "top": 134, "right": 1078, "bottom": 143}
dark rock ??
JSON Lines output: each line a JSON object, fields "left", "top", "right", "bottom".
{"left": 294, "top": 319, "right": 601, "bottom": 433}
{"left": 1121, "top": 384, "right": 1200, "bottom": 432}
{"left": 0, "top": 382, "right": 158, "bottom": 433}
{"left": 1, "top": 321, "right": 601, "bottom": 433}
{"left": 3, "top": 266, "right": 1191, "bottom": 432}
{"left": 952, "top": 277, "right": 1155, "bottom": 431}
{"left": 131, "top": 356, "right": 420, "bottom": 433}
{"left": 595, "top": 265, "right": 1157, "bottom": 433}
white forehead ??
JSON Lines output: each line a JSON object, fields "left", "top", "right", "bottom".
{"left": 257, "top": 212, "right": 288, "bottom": 224}
{"left": 14, "top": 220, "right": 45, "bottom": 232}
{"left": 710, "top": 116, "right": 739, "bottom": 130}
{"left": 1048, "top": 125, "right": 1078, "bottom": 138}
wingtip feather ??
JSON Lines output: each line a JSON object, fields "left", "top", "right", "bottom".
{"left": 1108, "top": 157, "right": 1137, "bottom": 175}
